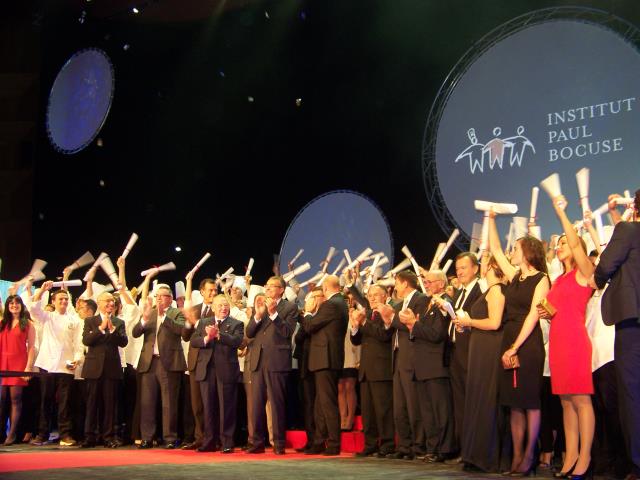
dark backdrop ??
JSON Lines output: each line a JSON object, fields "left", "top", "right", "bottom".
{"left": 25, "top": 0, "right": 640, "bottom": 286}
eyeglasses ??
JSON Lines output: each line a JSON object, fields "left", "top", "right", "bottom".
{"left": 265, "top": 284, "right": 283, "bottom": 289}
{"left": 155, "top": 294, "right": 172, "bottom": 298}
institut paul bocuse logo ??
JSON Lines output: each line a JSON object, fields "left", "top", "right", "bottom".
{"left": 455, "top": 126, "right": 536, "bottom": 175}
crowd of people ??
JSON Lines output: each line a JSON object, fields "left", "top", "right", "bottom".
{"left": 0, "top": 190, "right": 638, "bottom": 480}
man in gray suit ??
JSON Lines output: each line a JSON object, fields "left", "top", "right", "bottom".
{"left": 133, "top": 284, "right": 186, "bottom": 449}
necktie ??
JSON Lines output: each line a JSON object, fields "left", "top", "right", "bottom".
{"left": 203, "top": 305, "right": 210, "bottom": 318}
{"left": 455, "top": 288, "right": 467, "bottom": 310}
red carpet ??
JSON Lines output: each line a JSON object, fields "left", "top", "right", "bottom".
{"left": 0, "top": 448, "right": 354, "bottom": 473}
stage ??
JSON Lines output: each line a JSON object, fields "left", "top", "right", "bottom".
{"left": 0, "top": 444, "right": 496, "bottom": 480}
{"left": 0, "top": 444, "right": 621, "bottom": 479}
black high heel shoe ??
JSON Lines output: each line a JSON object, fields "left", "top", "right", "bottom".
{"left": 569, "top": 462, "right": 592, "bottom": 480}
{"left": 554, "top": 460, "right": 578, "bottom": 479}
{"left": 511, "top": 460, "right": 537, "bottom": 477}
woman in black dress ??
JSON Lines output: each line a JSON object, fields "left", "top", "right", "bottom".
{"left": 489, "top": 212, "right": 550, "bottom": 476}
{"left": 456, "top": 254, "right": 508, "bottom": 472}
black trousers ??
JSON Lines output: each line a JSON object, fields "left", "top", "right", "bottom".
{"left": 393, "top": 365, "right": 425, "bottom": 455}
{"left": 592, "top": 361, "right": 628, "bottom": 476}
{"left": 84, "top": 376, "right": 119, "bottom": 441}
{"left": 614, "top": 319, "right": 640, "bottom": 476}
{"left": 139, "top": 357, "right": 181, "bottom": 443}
{"left": 188, "top": 371, "right": 204, "bottom": 445}
{"left": 449, "top": 342, "right": 468, "bottom": 451}
{"left": 38, "top": 371, "right": 73, "bottom": 439}
{"left": 250, "top": 368, "right": 288, "bottom": 449}
{"left": 300, "top": 371, "right": 316, "bottom": 448}
{"left": 121, "top": 364, "right": 138, "bottom": 442}
{"left": 179, "top": 372, "right": 195, "bottom": 443}
{"left": 313, "top": 369, "right": 341, "bottom": 450}
{"left": 199, "top": 367, "right": 237, "bottom": 449}
{"left": 417, "top": 378, "right": 455, "bottom": 455}
{"left": 361, "top": 379, "right": 394, "bottom": 453}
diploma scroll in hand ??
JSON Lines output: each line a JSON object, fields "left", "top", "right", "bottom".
{"left": 537, "top": 298, "right": 557, "bottom": 318}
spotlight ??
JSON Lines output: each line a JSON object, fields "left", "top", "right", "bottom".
{"left": 132, "top": 7, "right": 140, "bottom": 14}
{"left": 175, "top": 246, "right": 182, "bottom": 252}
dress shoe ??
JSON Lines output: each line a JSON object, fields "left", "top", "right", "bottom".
{"left": 81, "top": 439, "right": 97, "bottom": 448}
{"left": 138, "top": 440, "right": 153, "bottom": 449}
{"left": 241, "top": 443, "right": 253, "bottom": 451}
{"left": 273, "top": 447, "right": 285, "bottom": 455}
{"left": 554, "top": 460, "right": 578, "bottom": 478}
{"left": 378, "top": 450, "right": 394, "bottom": 458}
{"left": 245, "top": 445, "right": 265, "bottom": 454}
{"left": 222, "top": 447, "right": 234, "bottom": 454}
{"left": 59, "top": 436, "right": 77, "bottom": 446}
{"left": 425, "top": 453, "right": 445, "bottom": 463}
{"left": 30, "top": 435, "right": 47, "bottom": 446}
{"left": 164, "top": 441, "right": 179, "bottom": 449}
{"left": 197, "top": 444, "right": 219, "bottom": 452}
{"left": 323, "top": 448, "right": 340, "bottom": 456}
{"left": 402, "top": 452, "right": 416, "bottom": 460}
{"left": 444, "top": 455, "right": 463, "bottom": 465}
{"left": 387, "top": 451, "right": 406, "bottom": 459}
{"left": 181, "top": 442, "right": 199, "bottom": 450}
{"left": 304, "top": 445, "right": 326, "bottom": 455}
{"left": 569, "top": 462, "right": 593, "bottom": 480}
{"left": 355, "top": 448, "right": 378, "bottom": 457}
{"left": 3, "top": 434, "right": 16, "bottom": 446}
{"left": 295, "top": 444, "right": 312, "bottom": 453}
{"left": 110, "top": 438, "right": 124, "bottom": 448}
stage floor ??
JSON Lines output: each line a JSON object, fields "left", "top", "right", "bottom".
{"left": 0, "top": 444, "right": 619, "bottom": 480}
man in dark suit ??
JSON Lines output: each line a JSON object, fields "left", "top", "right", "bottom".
{"left": 594, "top": 198, "right": 640, "bottom": 480}
{"left": 293, "top": 287, "right": 325, "bottom": 452}
{"left": 401, "top": 269, "right": 455, "bottom": 462}
{"left": 180, "top": 277, "right": 217, "bottom": 450}
{"left": 81, "top": 292, "right": 128, "bottom": 448}
{"left": 445, "top": 252, "right": 482, "bottom": 464}
{"left": 189, "top": 294, "right": 244, "bottom": 453}
{"left": 132, "top": 284, "right": 187, "bottom": 449}
{"left": 245, "top": 276, "right": 298, "bottom": 454}
{"left": 378, "top": 270, "right": 429, "bottom": 460}
{"left": 302, "top": 275, "right": 348, "bottom": 455}
{"left": 348, "top": 282, "right": 394, "bottom": 458}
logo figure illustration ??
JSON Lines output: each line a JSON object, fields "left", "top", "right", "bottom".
{"left": 455, "top": 126, "right": 535, "bottom": 174}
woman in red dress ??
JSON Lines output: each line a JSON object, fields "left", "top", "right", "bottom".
{"left": 541, "top": 195, "right": 595, "bottom": 480}
{"left": 0, "top": 294, "right": 36, "bottom": 445}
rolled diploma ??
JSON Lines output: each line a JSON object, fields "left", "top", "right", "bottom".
{"left": 51, "top": 279, "right": 83, "bottom": 288}
{"left": 614, "top": 197, "right": 634, "bottom": 206}
{"left": 70, "top": 251, "right": 94, "bottom": 270}
{"left": 298, "top": 271, "right": 324, "bottom": 288}
{"left": 122, "top": 233, "right": 139, "bottom": 259}
{"left": 283, "top": 262, "right": 311, "bottom": 283}
{"left": 192, "top": 252, "right": 212, "bottom": 272}
{"left": 529, "top": 187, "right": 539, "bottom": 223}
{"left": 442, "top": 259, "right": 453, "bottom": 275}
{"left": 140, "top": 261, "right": 177, "bottom": 277}
{"left": 246, "top": 257, "right": 255, "bottom": 276}
{"left": 100, "top": 257, "right": 120, "bottom": 287}
{"left": 505, "top": 222, "right": 515, "bottom": 254}
{"left": 343, "top": 249, "right": 352, "bottom": 265}
{"left": 478, "top": 212, "right": 490, "bottom": 253}
{"left": 540, "top": 173, "right": 562, "bottom": 199}
{"left": 469, "top": 222, "right": 482, "bottom": 253}
{"left": 442, "top": 301, "right": 457, "bottom": 320}
{"left": 289, "top": 248, "right": 304, "bottom": 265}
{"left": 474, "top": 200, "right": 518, "bottom": 215}
{"left": 437, "top": 229, "right": 460, "bottom": 264}
{"left": 219, "top": 267, "right": 234, "bottom": 280}
{"left": 401, "top": 246, "right": 426, "bottom": 293}
{"left": 321, "top": 246, "right": 336, "bottom": 272}
{"left": 575, "top": 168, "right": 590, "bottom": 216}
{"left": 593, "top": 202, "right": 609, "bottom": 216}
{"left": 345, "top": 247, "right": 373, "bottom": 270}
{"left": 331, "top": 258, "right": 346, "bottom": 276}
{"left": 593, "top": 212, "right": 606, "bottom": 247}
{"left": 430, "top": 243, "right": 446, "bottom": 269}
{"left": 385, "top": 257, "right": 412, "bottom": 277}
{"left": 84, "top": 252, "right": 108, "bottom": 281}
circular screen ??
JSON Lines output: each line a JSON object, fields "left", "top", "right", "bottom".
{"left": 279, "top": 190, "right": 393, "bottom": 280}
{"left": 428, "top": 12, "right": 640, "bottom": 239}
{"left": 46, "top": 48, "right": 115, "bottom": 154}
